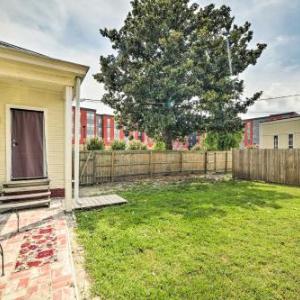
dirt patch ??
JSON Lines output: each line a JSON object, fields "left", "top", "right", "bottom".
{"left": 79, "top": 173, "right": 232, "bottom": 197}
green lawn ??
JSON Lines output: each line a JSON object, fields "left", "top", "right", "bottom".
{"left": 76, "top": 179, "right": 300, "bottom": 300}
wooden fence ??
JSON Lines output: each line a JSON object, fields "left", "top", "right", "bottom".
{"left": 79, "top": 150, "right": 232, "bottom": 185}
{"left": 232, "top": 149, "right": 300, "bottom": 186}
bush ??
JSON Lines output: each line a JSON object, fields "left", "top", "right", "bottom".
{"left": 111, "top": 140, "right": 126, "bottom": 150}
{"left": 191, "top": 143, "right": 205, "bottom": 152}
{"left": 204, "top": 131, "right": 243, "bottom": 151}
{"left": 153, "top": 140, "right": 166, "bottom": 151}
{"left": 86, "top": 137, "right": 105, "bottom": 151}
{"left": 128, "top": 140, "right": 147, "bottom": 150}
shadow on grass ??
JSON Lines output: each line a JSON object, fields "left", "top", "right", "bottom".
{"left": 76, "top": 180, "right": 297, "bottom": 231}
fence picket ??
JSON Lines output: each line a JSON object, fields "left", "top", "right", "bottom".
{"left": 233, "top": 149, "right": 299, "bottom": 186}
{"left": 77, "top": 150, "right": 232, "bottom": 185}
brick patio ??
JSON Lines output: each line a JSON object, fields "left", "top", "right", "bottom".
{"left": 0, "top": 200, "right": 78, "bottom": 300}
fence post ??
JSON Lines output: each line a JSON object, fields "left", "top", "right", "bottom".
{"left": 149, "top": 151, "right": 153, "bottom": 177}
{"left": 204, "top": 151, "right": 208, "bottom": 174}
{"left": 180, "top": 151, "right": 183, "bottom": 173}
{"left": 92, "top": 151, "right": 96, "bottom": 184}
{"left": 214, "top": 152, "right": 217, "bottom": 173}
{"left": 225, "top": 151, "right": 228, "bottom": 173}
{"left": 111, "top": 151, "right": 115, "bottom": 182}
{"left": 232, "top": 149, "right": 236, "bottom": 179}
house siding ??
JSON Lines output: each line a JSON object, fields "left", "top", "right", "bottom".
{"left": 242, "top": 112, "right": 299, "bottom": 148}
{"left": 260, "top": 117, "right": 300, "bottom": 149}
{"left": 0, "top": 81, "right": 65, "bottom": 190}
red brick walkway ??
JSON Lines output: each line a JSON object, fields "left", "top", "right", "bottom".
{"left": 0, "top": 200, "right": 77, "bottom": 300}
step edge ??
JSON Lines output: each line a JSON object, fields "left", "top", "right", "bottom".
{"left": 0, "top": 199, "right": 50, "bottom": 209}
{"left": 0, "top": 191, "right": 51, "bottom": 201}
{"left": 3, "top": 185, "right": 50, "bottom": 193}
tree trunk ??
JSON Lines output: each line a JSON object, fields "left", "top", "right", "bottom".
{"left": 163, "top": 131, "right": 173, "bottom": 150}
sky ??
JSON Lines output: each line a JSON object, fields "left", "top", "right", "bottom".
{"left": 0, "top": 0, "right": 300, "bottom": 118}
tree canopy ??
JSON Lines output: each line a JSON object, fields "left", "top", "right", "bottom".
{"left": 95, "top": 0, "right": 266, "bottom": 149}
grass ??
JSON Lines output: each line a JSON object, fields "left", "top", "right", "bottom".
{"left": 76, "top": 179, "right": 300, "bottom": 300}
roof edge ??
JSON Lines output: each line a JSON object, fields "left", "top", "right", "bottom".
{"left": 0, "top": 41, "right": 89, "bottom": 78}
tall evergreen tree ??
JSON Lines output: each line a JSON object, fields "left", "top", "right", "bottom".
{"left": 95, "top": 0, "right": 266, "bottom": 149}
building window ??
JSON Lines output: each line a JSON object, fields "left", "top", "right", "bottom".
{"left": 107, "top": 118, "right": 111, "bottom": 141}
{"left": 97, "top": 116, "right": 102, "bottom": 138}
{"left": 114, "top": 124, "right": 119, "bottom": 140}
{"left": 87, "top": 111, "right": 95, "bottom": 138}
{"left": 288, "top": 134, "right": 293, "bottom": 149}
{"left": 274, "top": 135, "right": 278, "bottom": 149}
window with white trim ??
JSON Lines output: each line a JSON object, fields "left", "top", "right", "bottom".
{"left": 288, "top": 134, "right": 293, "bottom": 149}
{"left": 114, "top": 124, "right": 119, "bottom": 140}
{"left": 87, "top": 111, "right": 95, "bottom": 138}
{"left": 107, "top": 118, "right": 111, "bottom": 141}
{"left": 97, "top": 115, "right": 102, "bottom": 138}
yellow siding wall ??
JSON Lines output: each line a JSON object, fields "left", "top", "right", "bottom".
{"left": 0, "top": 81, "right": 65, "bottom": 189}
{"left": 260, "top": 117, "right": 300, "bottom": 149}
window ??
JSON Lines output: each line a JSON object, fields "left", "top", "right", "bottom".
{"left": 274, "top": 135, "right": 278, "bottom": 149}
{"left": 97, "top": 116, "right": 102, "bottom": 138}
{"left": 87, "top": 111, "right": 95, "bottom": 138}
{"left": 114, "top": 124, "right": 119, "bottom": 140}
{"left": 107, "top": 118, "right": 111, "bottom": 141}
{"left": 288, "top": 134, "right": 293, "bottom": 149}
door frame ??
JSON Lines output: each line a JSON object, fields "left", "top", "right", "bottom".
{"left": 6, "top": 104, "right": 49, "bottom": 182}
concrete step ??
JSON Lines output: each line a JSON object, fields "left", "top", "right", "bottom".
{"left": 0, "top": 199, "right": 50, "bottom": 210}
{"left": 2, "top": 185, "right": 50, "bottom": 194}
{"left": 3, "top": 179, "right": 50, "bottom": 188}
{"left": 0, "top": 191, "right": 51, "bottom": 202}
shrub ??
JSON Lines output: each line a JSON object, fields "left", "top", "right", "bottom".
{"left": 153, "top": 140, "right": 166, "bottom": 151}
{"left": 128, "top": 140, "right": 147, "bottom": 150}
{"left": 191, "top": 143, "right": 205, "bottom": 152}
{"left": 111, "top": 140, "right": 126, "bottom": 150}
{"left": 86, "top": 137, "right": 105, "bottom": 151}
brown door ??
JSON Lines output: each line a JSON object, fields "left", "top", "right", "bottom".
{"left": 11, "top": 109, "right": 45, "bottom": 180}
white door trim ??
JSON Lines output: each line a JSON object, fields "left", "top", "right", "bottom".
{"left": 6, "top": 104, "right": 49, "bottom": 182}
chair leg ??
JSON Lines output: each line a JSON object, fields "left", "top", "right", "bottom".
{"left": 15, "top": 210, "right": 20, "bottom": 233}
{"left": 0, "top": 243, "right": 4, "bottom": 276}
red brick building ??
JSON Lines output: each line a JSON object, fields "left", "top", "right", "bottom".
{"left": 73, "top": 106, "right": 198, "bottom": 149}
{"left": 101, "top": 114, "right": 115, "bottom": 145}
{"left": 72, "top": 107, "right": 97, "bottom": 144}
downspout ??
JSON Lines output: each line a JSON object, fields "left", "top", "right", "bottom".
{"left": 73, "top": 77, "right": 81, "bottom": 207}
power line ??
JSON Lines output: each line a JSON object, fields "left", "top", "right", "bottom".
{"left": 81, "top": 94, "right": 300, "bottom": 103}
{"left": 258, "top": 94, "right": 300, "bottom": 101}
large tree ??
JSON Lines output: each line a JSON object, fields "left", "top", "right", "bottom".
{"left": 95, "top": 0, "right": 266, "bottom": 149}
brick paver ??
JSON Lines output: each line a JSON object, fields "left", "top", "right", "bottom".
{"left": 0, "top": 200, "right": 77, "bottom": 300}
